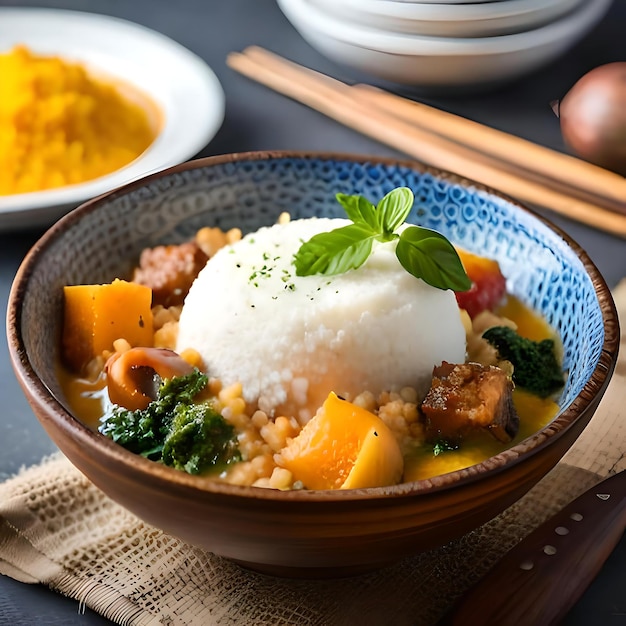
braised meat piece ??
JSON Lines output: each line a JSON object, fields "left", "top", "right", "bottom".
{"left": 133, "top": 242, "right": 208, "bottom": 307}
{"left": 421, "top": 361, "right": 519, "bottom": 443}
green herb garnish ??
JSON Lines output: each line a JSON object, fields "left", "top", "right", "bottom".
{"left": 99, "top": 370, "right": 241, "bottom": 475}
{"left": 293, "top": 187, "right": 471, "bottom": 291}
{"left": 432, "top": 438, "right": 460, "bottom": 456}
{"left": 482, "top": 326, "right": 565, "bottom": 398}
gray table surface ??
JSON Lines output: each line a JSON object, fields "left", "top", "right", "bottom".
{"left": 1, "top": 0, "right": 625, "bottom": 624}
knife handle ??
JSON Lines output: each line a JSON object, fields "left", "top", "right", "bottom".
{"left": 445, "top": 471, "right": 626, "bottom": 626}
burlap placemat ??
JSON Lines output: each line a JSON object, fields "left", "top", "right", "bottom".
{"left": 1, "top": 281, "right": 625, "bottom": 626}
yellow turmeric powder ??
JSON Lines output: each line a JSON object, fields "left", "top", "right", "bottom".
{"left": 0, "top": 45, "right": 158, "bottom": 195}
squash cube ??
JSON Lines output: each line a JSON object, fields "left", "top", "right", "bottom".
{"left": 63, "top": 279, "right": 153, "bottom": 372}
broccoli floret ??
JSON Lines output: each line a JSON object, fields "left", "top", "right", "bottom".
{"left": 482, "top": 326, "right": 564, "bottom": 398}
{"left": 162, "top": 403, "right": 241, "bottom": 475}
{"left": 99, "top": 369, "right": 241, "bottom": 474}
{"left": 99, "top": 404, "right": 167, "bottom": 459}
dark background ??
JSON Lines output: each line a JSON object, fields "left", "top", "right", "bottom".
{"left": 0, "top": 0, "right": 624, "bottom": 623}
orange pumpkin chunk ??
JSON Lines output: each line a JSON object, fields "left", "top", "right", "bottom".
{"left": 277, "top": 392, "right": 404, "bottom": 490}
{"left": 63, "top": 279, "right": 154, "bottom": 373}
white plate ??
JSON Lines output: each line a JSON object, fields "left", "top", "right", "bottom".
{"left": 278, "top": 0, "right": 612, "bottom": 89}
{"left": 309, "top": 0, "right": 587, "bottom": 38}
{"left": 0, "top": 8, "right": 225, "bottom": 231}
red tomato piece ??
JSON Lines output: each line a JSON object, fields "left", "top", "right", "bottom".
{"left": 455, "top": 249, "right": 506, "bottom": 318}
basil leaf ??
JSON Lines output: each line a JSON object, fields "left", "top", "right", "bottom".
{"left": 396, "top": 227, "right": 471, "bottom": 291}
{"left": 377, "top": 187, "right": 414, "bottom": 234}
{"left": 336, "top": 193, "right": 379, "bottom": 231}
{"left": 293, "top": 187, "right": 472, "bottom": 293}
{"left": 294, "top": 223, "right": 378, "bottom": 276}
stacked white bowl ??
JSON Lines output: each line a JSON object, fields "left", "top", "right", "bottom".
{"left": 276, "top": 0, "right": 613, "bottom": 90}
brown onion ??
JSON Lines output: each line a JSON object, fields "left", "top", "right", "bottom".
{"left": 553, "top": 62, "right": 626, "bottom": 176}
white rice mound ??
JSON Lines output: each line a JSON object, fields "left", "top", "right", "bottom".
{"left": 176, "top": 217, "right": 466, "bottom": 422}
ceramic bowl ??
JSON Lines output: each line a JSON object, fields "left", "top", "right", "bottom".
{"left": 277, "top": 0, "right": 612, "bottom": 89}
{"left": 309, "top": 0, "right": 586, "bottom": 38}
{"left": 7, "top": 151, "right": 619, "bottom": 577}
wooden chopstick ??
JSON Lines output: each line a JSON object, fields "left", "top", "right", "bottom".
{"left": 227, "top": 46, "right": 626, "bottom": 238}
{"left": 352, "top": 84, "right": 626, "bottom": 216}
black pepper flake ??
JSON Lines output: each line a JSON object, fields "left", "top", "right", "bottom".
{"left": 374, "top": 431, "right": 378, "bottom": 437}
{"left": 138, "top": 316, "right": 145, "bottom": 328}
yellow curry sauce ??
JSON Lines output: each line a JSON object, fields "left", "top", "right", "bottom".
{"left": 403, "top": 296, "right": 560, "bottom": 481}
{"left": 59, "top": 293, "right": 560, "bottom": 483}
